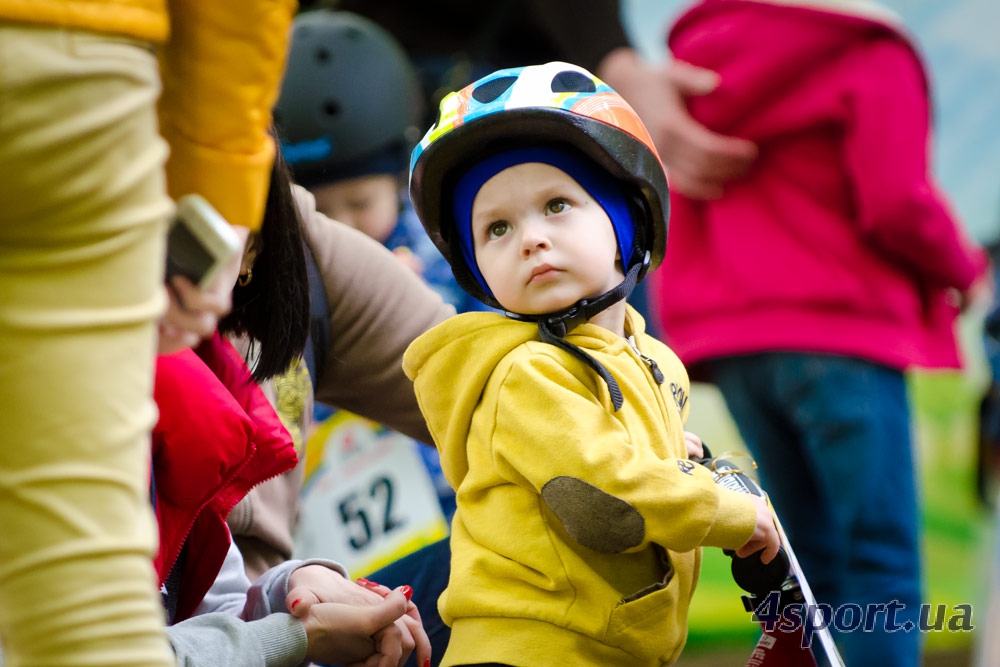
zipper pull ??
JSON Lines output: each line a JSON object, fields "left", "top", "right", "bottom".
{"left": 628, "top": 336, "right": 665, "bottom": 384}
{"left": 640, "top": 351, "right": 665, "bottom": 384}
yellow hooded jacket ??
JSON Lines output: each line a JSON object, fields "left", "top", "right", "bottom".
{"left": 403, "top": 307, "right": 758, "bottom": 666}
{"left": 0, "top": 0, "right": 296, "bottom": 230}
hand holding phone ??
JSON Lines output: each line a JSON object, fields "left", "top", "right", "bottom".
{"left": 165, "top": 194, "right": 243, "bottom": 289}
{"left": 159, "top": 195, "right": 246, "bottom": 354}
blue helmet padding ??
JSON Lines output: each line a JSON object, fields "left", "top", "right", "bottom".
{"left": 451, "top": 146, "right": 636, "bottom": 297}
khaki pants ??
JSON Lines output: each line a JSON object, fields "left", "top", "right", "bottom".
{"left": 0, "top": 25, "right": 174, "bottom": 666}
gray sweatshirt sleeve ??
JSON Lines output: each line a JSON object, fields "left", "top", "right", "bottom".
{"left": 0, "top": 567, "right": 310, "bottom": 667}
{"left": 195, "top": 539, "right": 255, "bottom": 617}
{"left": 0, "top": 551, "right": 349, "bottom": 667}
{"left": 169, "top": 539, "right": 347, "bottom": 667}
{"left": 168, "top": 613, "right": 308, "bottom": 667}
{"left": 196, "top": 538, "right": 348, "bottom": 621}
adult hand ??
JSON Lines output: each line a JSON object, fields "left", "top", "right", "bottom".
{"left": 157, "top": 275, "right": 230, "bottom": 354}
{"left": 960, "top": 260, "right": 995, "bottom": 314}
{"left": 157, "top": 224, "right": 248, "bottom": 354}
{"left": 597, "top": 48, "right": 758, "bottom": 200}
{"left": 295, "top": 592, "right": 410, "bottom": 667}
{"left": 286, "top": 565, "right": 430, "bottom": 667}
{"left": 357, "top": 577, "right": 432, "bottom": 667}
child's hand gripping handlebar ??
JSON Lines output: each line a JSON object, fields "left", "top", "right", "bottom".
{"left": 694, "top": 447, "right": 790, "bottom": 602}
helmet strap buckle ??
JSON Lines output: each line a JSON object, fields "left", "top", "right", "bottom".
{"left": 545, "top": 300, "right": 591, "bottom": 338}
{"left": 636, "top": 250, "right": 652, "bottom": 284}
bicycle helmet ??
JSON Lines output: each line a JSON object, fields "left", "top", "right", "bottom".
{"left": 275, "top": 10, "right": 423, "bottom": 186}
{"left": 409, "top": 62, "right": 671, "bottom": 410}
{"left": 409, "top": 61, "right": 669, "bottom": 311}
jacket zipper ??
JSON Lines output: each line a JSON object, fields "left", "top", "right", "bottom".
{"left": 627, "top": 336, "right": 665, "bottom": 384}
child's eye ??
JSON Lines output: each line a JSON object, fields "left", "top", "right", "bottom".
{"left": 487, "top": 221, "right": 510, "bottom": 240}
{"left": 546, "top": 199, "right": 569, "bottom": 215}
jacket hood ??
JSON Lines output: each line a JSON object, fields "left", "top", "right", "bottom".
{"left": 403, "top": 310, "right": 655, "bottom": 480}
{"left": 404, "top": 313, "right": 539, "bottom": 475}
{"left": 669, "top": 0, "right": 924, "bottom": 135}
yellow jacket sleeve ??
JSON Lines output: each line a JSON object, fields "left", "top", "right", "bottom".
{"left": 159, "top": 0, "right": 296, "bottom": 230}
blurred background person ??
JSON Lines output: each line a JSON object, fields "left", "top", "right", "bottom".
{"left": 648, "top": 1, "right": 988, "bottom": 665}
{"left": 0, "top": 1, "right": 293, "bottom": 665}
{"left": 276, "top": 9, "right": 490, "bottom": 318}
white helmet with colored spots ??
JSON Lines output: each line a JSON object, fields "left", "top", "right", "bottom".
{"left": 408, "top": 61, "right": 669, "bottom": 307}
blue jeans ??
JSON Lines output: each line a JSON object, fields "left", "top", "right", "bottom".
{"left": 367, "top": 538, "right": 452, "bottom": 667}
{"left": 706, "top": 353, "right": 922, "bottom": 667}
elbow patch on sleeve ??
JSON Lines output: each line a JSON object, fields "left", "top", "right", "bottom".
{"left": 541, "top": 476, "right": 644, "bottom": 553}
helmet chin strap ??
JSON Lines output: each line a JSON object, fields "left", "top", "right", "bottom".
{"left": 507, "top": 251, "right": 652, "bottom": 412}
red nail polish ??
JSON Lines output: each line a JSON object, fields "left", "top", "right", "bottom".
{"left": 290, "top": 598, "right": 302, "bottom": 612}
{"left": 401, "top": 585, "right": 413, "bottom": 601}
{"left": 358, "top": 577, "right": 381, "bottom": 589}
{"left": 424, "top": 660, "right": 430, "bottom": 667}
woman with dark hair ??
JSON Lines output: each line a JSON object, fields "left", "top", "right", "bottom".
{"left": 201, "top": 131, "right": 457, "bottom": 666}
{"left": 148, "top": 143, "right": 440, "bottom": 666}
{"left": 224, "top": 159, "right": 455, "bottom": 583}
{"left": 220, "top": 143, "right": 311, "bottom": 383}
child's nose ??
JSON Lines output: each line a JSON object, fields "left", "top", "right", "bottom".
{"left": 519, "top": 221, "right": 550, "bottom": 256}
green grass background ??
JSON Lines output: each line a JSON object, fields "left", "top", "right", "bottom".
{"left": 678, "top": 315, "right": 997, "bottom": 659}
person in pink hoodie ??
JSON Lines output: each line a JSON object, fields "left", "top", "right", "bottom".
{"left": 650, "top": 1, "right": 989, "bottom": 665}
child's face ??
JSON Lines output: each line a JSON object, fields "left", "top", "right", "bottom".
{"left": 310, "top": 174, "right": 400, "bottom": 243}
{"left": 471, "top": 162, "right": 624, "bottom": 316}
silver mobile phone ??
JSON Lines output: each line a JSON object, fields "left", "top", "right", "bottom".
{"left": 165, "top": 194, "right": 242, "bottom": 289}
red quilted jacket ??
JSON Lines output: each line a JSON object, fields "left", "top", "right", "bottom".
{"left": 151, "top": 333, "right": 298, "bottom": 621}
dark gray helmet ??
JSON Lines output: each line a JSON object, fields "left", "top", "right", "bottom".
{"left": 275, "top": 10, "right": 423, "bottom": 186}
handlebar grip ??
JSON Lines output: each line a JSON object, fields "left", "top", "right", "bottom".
{"left": 697, "top": 452, "right": 791, "bottom": 598}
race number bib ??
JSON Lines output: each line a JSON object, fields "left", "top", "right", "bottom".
{"left": 294, "top": 411, "right": 449, "bottom": 577}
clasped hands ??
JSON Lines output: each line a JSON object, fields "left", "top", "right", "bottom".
{"left": 286, "top": 564, "right": 431, "bottom": 667}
